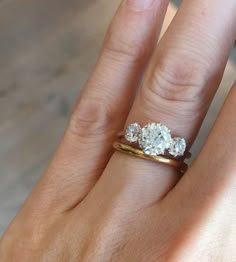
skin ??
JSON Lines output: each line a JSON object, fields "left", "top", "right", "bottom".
{"left": 1, "top": 0, "right": 236, "bottom": 261}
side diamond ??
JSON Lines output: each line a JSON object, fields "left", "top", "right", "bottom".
{"left": 125, "top": 123, "right": 141, "bottom": 143}
{"left": 168, "top": 137, "right": 186, "bottom": 157}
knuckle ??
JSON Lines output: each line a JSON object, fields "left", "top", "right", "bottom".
{"left": 149, "top": 55, "right": 206, "bottom": 103}
{"left": 138, "top": 53, "right": 221, "bottom": 122}
{"left": 140, "top": 52, "right": 220, "bottom": 120}
{"left": 68, "top": 96, "right": 118, "bottom": 141}
{"left": 85, "top": 212, "right": 129, "bottom": 261}
{"left": 103, "top": 26, "right": 149, "bottom": 64}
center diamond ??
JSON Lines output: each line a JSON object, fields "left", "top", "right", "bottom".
{"left": 138, "top": 123, "right": 171, "bottom": 156}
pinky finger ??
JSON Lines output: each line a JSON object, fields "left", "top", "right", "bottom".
{"left": 153, "top": 81, "right": 236, "bottom": 260}
{"left": 165, "top": 80, "right": 236, "bottom": 241}
{"left": 176, "top": 80, "right": 236, "bottom": 201}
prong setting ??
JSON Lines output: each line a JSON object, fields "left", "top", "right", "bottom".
{"left": 124, "top": 122, "right": 187, "bottom": 157}
{"left": 125, "top": 123, "right": 141, "bottom": 143}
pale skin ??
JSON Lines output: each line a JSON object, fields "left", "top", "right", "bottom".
{"left": 1, "top": 0, "right": 236, "bottom": 261}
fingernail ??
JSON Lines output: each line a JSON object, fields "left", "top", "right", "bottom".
{"left": 127, "top": 0, "right": 155, "bottom": 10}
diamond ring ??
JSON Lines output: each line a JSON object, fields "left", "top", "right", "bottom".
{"left": 124, "top": 122, "right": 187, "bottom": 158}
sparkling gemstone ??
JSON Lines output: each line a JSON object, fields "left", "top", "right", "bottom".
{"left": 138, "top": 123, "right": 171, "bottom": 156}
{"left": 168, "top": 137, "right": 186, "bottom": 157}
{"left": 125, "top": 123, "right": 141, "bottom": 143}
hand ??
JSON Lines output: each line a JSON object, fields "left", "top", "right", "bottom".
{"left": 1, "top": 0, "right": 236, "bottom": 261}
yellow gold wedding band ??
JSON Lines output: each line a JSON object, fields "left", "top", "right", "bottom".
{"left": 113, "top": 141, "right": 188, "bottom": 174}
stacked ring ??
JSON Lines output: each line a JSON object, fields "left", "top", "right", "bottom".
{"left": 113, "top": 122, "right": 191, "bottom": 174}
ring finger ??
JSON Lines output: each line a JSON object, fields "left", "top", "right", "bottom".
{"left": 95, "top": 0, "right": 236, "bottom": 209}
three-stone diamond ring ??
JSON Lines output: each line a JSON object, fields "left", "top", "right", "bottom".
{"left": 113, "top": 122, "right": 190, "bottom": 173}
{"left": 123, "top": 122, "right": 187, "bottom": 158}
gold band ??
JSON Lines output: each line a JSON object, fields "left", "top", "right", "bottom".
{"left": 113, "top": 141, "right": 188, "bottom": 174}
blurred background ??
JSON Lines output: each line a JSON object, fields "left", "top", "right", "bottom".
{"left": 0, "top": 0, "right": 235, "bottom": 236}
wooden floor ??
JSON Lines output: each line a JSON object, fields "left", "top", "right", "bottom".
{"left": 0, "top": 0, "right": 235, "bottom": 236}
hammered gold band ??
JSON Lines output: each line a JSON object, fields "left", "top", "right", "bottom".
{"left": 113, "top": 141, "right": 188, "bottom": 174}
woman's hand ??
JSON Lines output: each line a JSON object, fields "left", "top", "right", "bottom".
{"left": 1, "top": 0, "right": 236, "bottom": 261}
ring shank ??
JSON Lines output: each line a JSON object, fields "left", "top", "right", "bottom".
{"left": 113, "top": 141, "right": 188, "bottom": 174}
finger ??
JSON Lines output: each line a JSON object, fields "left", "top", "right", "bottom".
{"left": 99, "top": 0, "right": 236, "bottom": 207}
{"left": 162, "top": 82, "right": 236, "bottom": 258}
{"left": 173, "top": 80, "right": 236, "bottom": 204}
{"left": 22, "top": 0, "right": 169, "bottom": 213}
